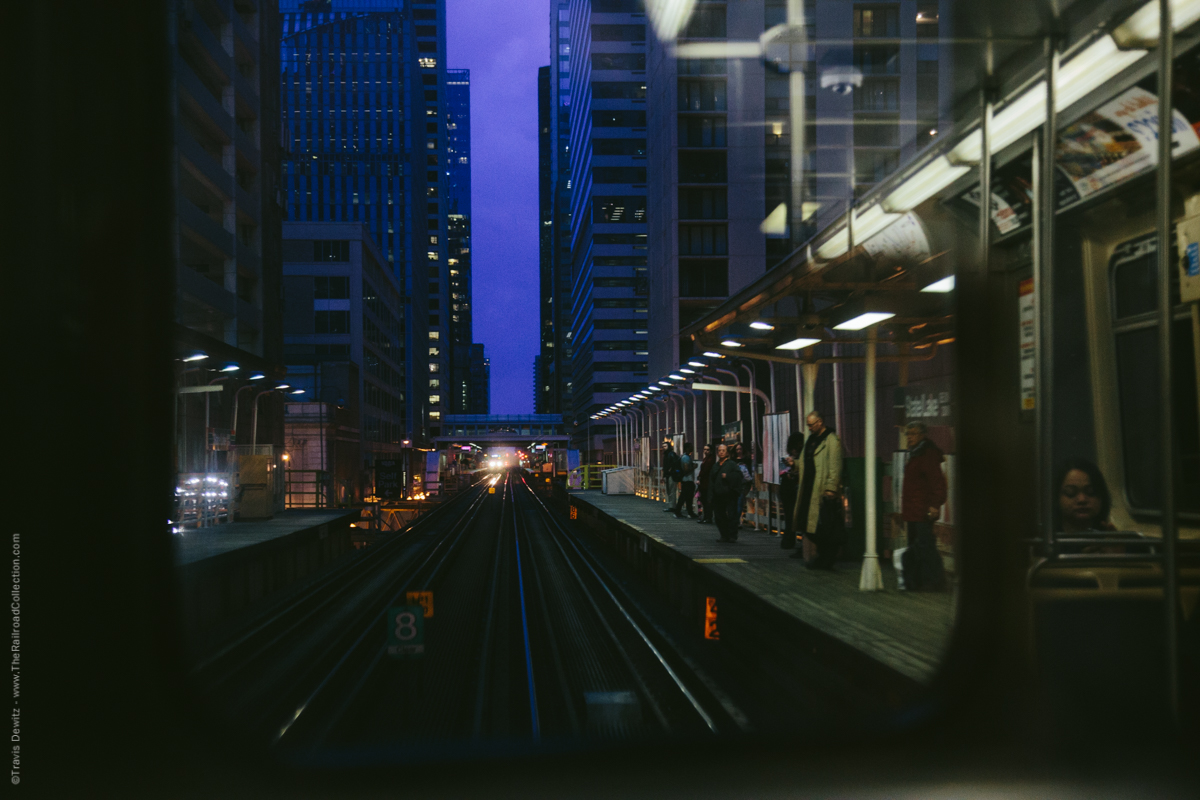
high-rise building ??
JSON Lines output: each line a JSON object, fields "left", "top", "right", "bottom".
{"left": 444, "top": 68, "right": 486, "bottom": 414}
{"left": 469, "top": 343, "right": 490, "bottom": 413}
{"left": 171, "top": 0, "right": 285, "bottom": 478}
{"left": 561, "top": 0, "right": 650, "bottom": 455}
{"left": 536, "top": 2, "right": 577, "bottom": 418}
{"left": 645, "top": 0, "right": 952, "bottom": 377}
{"left": 279, "top": 0, "right": 452, "bottom": 444}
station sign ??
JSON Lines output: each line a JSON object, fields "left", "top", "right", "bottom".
{"left": 375, "top": 459, "right": 402, "bottom": 500}
{"left": 405, "top": 591, "right": 434, "bottom": 618}
{"left": 386, "top": 605, "right": 425, "bottom": 658}
{"left": 704, "top": 597, "right": 720, "bottom": 641}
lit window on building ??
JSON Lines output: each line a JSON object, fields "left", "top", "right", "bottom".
{"left": 429, "top": 394, "right": 441, "bottom": 405}
{"left": 419, "top": 58, "right": 437, "bottom": 68}
{"left": 427, "top": 251, "right": 439, "bottom": 261}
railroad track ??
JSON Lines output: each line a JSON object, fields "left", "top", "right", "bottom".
{"left": 188, "top": 469, "right": 753, "bottom": 753}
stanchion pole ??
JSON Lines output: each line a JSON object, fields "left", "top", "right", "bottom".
{"left": 860, "top": 326, "right": 883, "bottom": 591}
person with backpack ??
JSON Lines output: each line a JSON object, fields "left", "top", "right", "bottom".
{"left": 672, "top": 442, "right": 698, "bottom": 519}
{"left": 660, "top": 439, "right": 681, "bottom": 510}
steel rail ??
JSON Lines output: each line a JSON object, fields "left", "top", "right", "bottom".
{"left": 519, "top": 476, "right": 718, "bottom": 734}
{"left": 472, "top": 473, "right": 510, "bottom": 737}
{"left": 513, "top": 481, "right": 582, "bottom": 735}
{"left": 511, "top": 480, "right": 541, "bottom": 741}
{"left": 269, "top": 480, "right": 494, "bottom": 745}
{"left": 190, "top": 484, "right": 484, "bottom": 678}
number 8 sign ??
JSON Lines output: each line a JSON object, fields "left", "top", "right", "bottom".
{"left": 386, "top": 605, "right": 425, "bottom": 658}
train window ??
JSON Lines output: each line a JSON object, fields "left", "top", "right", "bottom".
{"left": 1109, "top": 237, "right": 1200, "bottom": 516}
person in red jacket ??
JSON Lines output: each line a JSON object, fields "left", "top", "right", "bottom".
{"left": 900, "top": 421, "right": 948, "bottom": 590}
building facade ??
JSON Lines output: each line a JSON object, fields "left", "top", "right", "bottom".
{"left": 644, "top": 0, "right": 952, "bottom": 377}
{"left": 444, "top": 68, "right": 485, "bottom": 414}
{"left": 279, "top": 0, "right": 455, "bottom": 444}
{"left": 536, "top": 4, "right": 578, "bottom": 418}
{"left": 281, "top": 221, "right": 407, "bottom": 498}
{"left": 562, "top": 0, "right": 650, "bottom": 454}
{"left": 170, "top": 0, "right": 286, "bottom": 482}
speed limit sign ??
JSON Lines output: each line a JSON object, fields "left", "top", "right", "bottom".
{"left": 386, "top": 605, "right": 425, "bottom": 658}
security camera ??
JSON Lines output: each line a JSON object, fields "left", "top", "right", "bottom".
{"left": 819, "top": 68, "right": 863, "bottom": 95}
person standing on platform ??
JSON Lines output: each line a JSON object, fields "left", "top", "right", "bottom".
{"left": 696, "top": 443, "right": 715, "bottom": 524}
{"left": 900, "top": 421, "right": 948, "bottom": 590}
{"left": 673, "top": 442, "right": 698, "bottom": 518}
{"left": 780, "top": 431, "right": 804, "bottom": 549}
{"left": 734, "top": 441, "right": 753, "bottom": 527}
{"left": 790, "top": 412, "right": 844, "bottom": 569}
{"left": 661, "top": 439, "right": 681, "bottom": 511}
{"left": 711, "top": 443, "right": 744, "bottom": 542}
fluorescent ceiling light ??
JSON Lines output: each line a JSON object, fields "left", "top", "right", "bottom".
{"left": 749, "top": 321, "right": 775, "bottom": 330}
{"left": 759, "top": 202, "right": 787, "bottom": 235}
{"left": 680, "top": 367, "right": 696, "bottom": 374}
{"left": 815, "top": 204, "right": 903, "bottom": 258}
{"left": 950, "top": 35, "right": 1145, "bottom": 164}
{"left": 720, "top": 340, "right": 743, "bottom": 347}
{"left": 776, "top": 337, "right": 821, "bottom": 350}
{"left": 674, "top": 41, "right": 762, "bottom": 58}
{"left": 853, "top": 204, "right": 902, "bottom": 241}
{"left": 815, "top": 228, "right": 849, "bottom": 260}
{"left": 183, "top": 353, "right": 208, "bottom": 362}
{"left": 882, "top": 156, "right": 970, "bottom": 213}
{"left": 834, "top": 312, "right": 895, "bottom": 331}
{"left": 703, "top": 352, "right": 724, "bottom": 358}
{"left": 290, "top": 389, "right": 305, "bottom": 394}
{"left": 649, "top": 386, "right": 663, "bottom": 391}
{"left": 687, "top": 361, "right": 706, "bottom": 368}
{"left": 275, "top": 384, "right": 291, "bottom": 390}
{"left": 921, "top": 275, "right": 956, "bottom": 293}
{"left": 1114, "top": 0, "right": 1200, "bottom": 47}
{"left": 1055, "top": 35, "right": 1145, "bottom": 111}
{"left": 669, "top": 374, "right": 685, "bottom": 380}
{"left": 220, "top": 364, "right": 239, "bottom": 373}
{"left": 644, "top": 0, "right": 698, "bottom": 41}
{"left": 249, "top": 373, "right": 265, "bottom": 380}
{"left": 658, "top": 380, "right": 672, "bottom": 386}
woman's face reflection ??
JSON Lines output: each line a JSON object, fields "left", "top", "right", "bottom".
{"left": 1059, "top": 468, "right": 1102, "bottom": 530}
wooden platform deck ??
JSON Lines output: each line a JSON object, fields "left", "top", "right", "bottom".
{"left": 568, "top": 490, "right": 955, "bottom": 685}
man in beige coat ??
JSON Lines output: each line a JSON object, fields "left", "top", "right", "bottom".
{"left": 789, "top": 412, "right": 844, "bottom": 569}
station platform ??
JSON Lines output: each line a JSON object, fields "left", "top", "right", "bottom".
{"left": 173, "top": 509, "right": 361, "bottom": 643}
{"left": 172, "top": 509, "right": 360, "bottom": 566}
{"left": 566, "top": 490, "right": 954, "bottom": 687}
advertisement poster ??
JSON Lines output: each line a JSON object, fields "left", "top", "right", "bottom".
{"left": 761, "top": 412, "right": 791, "bottom": 485}
{"left": 1019, "top": 277, "right": 1037, "bottom": 412}
{"left": 956, "top": 87, "right": 1200, "bottom": 235}
{"left": 721, "top": 420, "right": 742, "bottom": 446}
{"left": 1056, "top": 86, "right": 1200, "bottom": 201}
{"left": 862, "top": 211, "right": 931, "bottom": 261}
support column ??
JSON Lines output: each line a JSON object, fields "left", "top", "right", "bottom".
{"left": 1156, "top": 1, "right": 1181, "bottom": 723}
{"left": 1034, "top": 37, "right": 1058, "bottom": 556}
{"left": 802, "top": 363, "right": 818, "bottom": 423}
{"left": 859, "top": 327, "right": 883, "bottom": 590}
{"left": 706, "top": 390, "right": 712, "bottom": 444}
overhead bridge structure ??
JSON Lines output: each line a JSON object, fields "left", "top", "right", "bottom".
{"left": 433, "top": 415, "right": 568, "bottom": 447}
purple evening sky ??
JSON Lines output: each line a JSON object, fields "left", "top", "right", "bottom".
{"left": 447, "top": 0, "right": 547, "bottom": 415}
